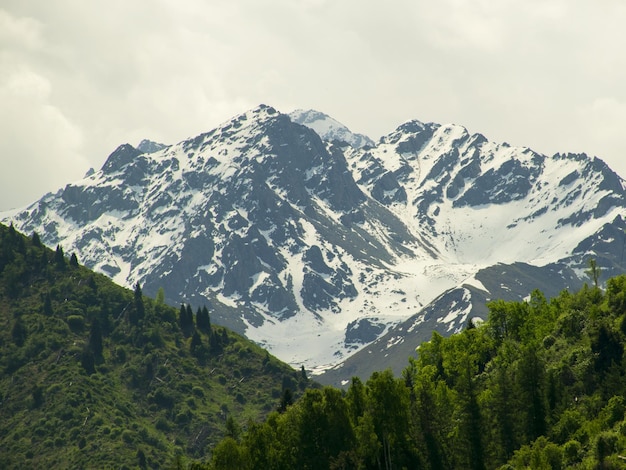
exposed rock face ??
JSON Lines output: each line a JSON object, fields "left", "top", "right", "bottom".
{"left": 4, "top": 104, "right": 626, "bottom": 377}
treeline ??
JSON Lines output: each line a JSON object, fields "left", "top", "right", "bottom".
{"left": 204, "top": 277, "right": 626, "bottom": 469}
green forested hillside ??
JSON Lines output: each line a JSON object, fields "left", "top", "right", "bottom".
{"left": 0, "top": 223, "right": 309, "bottom": 469}
{"left": 204, "top": 275, "right": 626, "bottom": 469}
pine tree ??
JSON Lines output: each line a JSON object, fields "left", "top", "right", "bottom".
{"left": 54, "top": 245, "right": 66, "bottom": 269}
{"left": 196, "top": 305, "right": 211, "bottom": 333}
{"left": 130, "top": 282, "right": 145, "bottom": 325}
{"left": 179, "top": 304, "right": 194, "bottom": 336}
{"left": 186, "top": 304, "right": 194, "bottom": 329}
{"left": 189, "top": 331, "right": 207, "bottom": 361}
{"left": 179, "top": 304, "right": 187, "bottom": 331}
{"left": 31, "top": 231, "right": 42, "bottom": 247}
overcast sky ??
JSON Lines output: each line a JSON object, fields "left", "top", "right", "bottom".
{"left": 1, "top": 0, "right": 625, "bottom": 211}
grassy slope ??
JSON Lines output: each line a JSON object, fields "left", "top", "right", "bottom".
{"left": 0, "top": 224, "right": 309, "bottom": 469}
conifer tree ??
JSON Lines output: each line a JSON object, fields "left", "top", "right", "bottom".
{"left": 189, "top": 331, "right": 207, "bottom": 361}
{"left": 179, "top": 304, "right": 194, "bottom": 336}
{"left": 186, "top": 304, "right": 194, "bottom": 328}
{"left": 54, "top": 244, "right": 66, "bottom": 269}
{"left": 31, "top": 231, "right": 42, "bottom": 247}
{"left": 196, "top": 305, "right": 211, "bottom": 333}
{"left": 130, "top": 282, "right": 145, "bottom": 325}
{"left": 179, "top": 304, "right": 187, "bottom": 330}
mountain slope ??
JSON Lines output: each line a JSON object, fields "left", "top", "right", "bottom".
{"left": 0, "top": 223, "right": 309, "bottom": 468}
{"left": 3, "top": 105, "right": 626, "bottom": 379}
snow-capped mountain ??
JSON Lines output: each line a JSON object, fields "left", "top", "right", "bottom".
{"left": 3, "top": 104, "right": 626, "bottom": 380}
{"left": 289, "top": 109, "right": 374, "bottom": 149}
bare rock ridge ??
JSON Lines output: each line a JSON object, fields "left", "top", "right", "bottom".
{"left": 3, "top": 104, "right": 626, "bottom": 384}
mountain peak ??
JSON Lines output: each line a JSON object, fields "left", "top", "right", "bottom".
{"left": 4, "top": 105, "right": 626, "bottom": 380}
{"left": 100, "top": 143, "right": 142, "bottom": 173}
{"left": 137, "top": 139, "right": 168, "bottom": 154}
{"left": 289, "top": 109, "right": 374, "bottom": 148}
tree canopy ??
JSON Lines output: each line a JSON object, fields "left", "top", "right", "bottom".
{"left": 205, "top": 280, "right": 626, "bottom": 469}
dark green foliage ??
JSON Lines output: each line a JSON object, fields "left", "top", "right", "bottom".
{"left": 31, "top": 232, "right": 42, "bottom": 248}
{"left": 31, "top": 385, "right": 44, "bottom": 409}
{"left": 88, "top": 317, "right": 103, "bottom": 358}
{"left": 11, "top": 316, "right": 27, "bottom": 346}
{"left": 0, "top": 223, "right": 311, "bottom": 469}
{"left": 277, "top": 388, "right": 293, "bottom": 413}
{"left": 137, "top": 448, "right": 147, "bottom": 469}
{"left": 196, "top": 305, "right": 211, "bottom": 333}
{"left": 42, "top": 292, "right": 53, "bottom": 316}
{"left": 54, "top": 244, "right": 66, "bottom": 269}
{"left": 203, "top": 275, "right": 626, "bottom": 470}
{"left": 80, "top": 348, "right": 96, "bottom": 375}
{"left": 179, "top": 303, "right": 195, "bottom": 336}
{"left": 129, "top": 282, "right": 145, "bottom": 325}
{"left": 592, "top": 324, "right": 623, "bottom": 374}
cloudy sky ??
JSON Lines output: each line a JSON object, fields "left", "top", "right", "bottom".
{"left": 1, "top": 0, "right": 625, "bottom": 211}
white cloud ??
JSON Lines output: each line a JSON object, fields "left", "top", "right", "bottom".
{"left": 0, "top": 66, "right": 86, "bottom": 209}
{"left": 1, "top": 1, "right": 625, "bottom": 211}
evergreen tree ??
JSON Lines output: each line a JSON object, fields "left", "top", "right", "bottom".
{"left": 31, "top": 231, "right": 42, "bottom": 247}
{"left": 186, "top": 304, "right": 194, "bottom": 329}
{"left": 178, "top": 304, "right": 195, "bottom": 336}
{"left": 178, "top": 304, "right": 186, "bottom": 332}
{"left": 196, "top": 305, "right": 211, "bottom": 333}
{"left": 69, "top": 252, "right": 79, "bottom": 268}
{"left": 54, "top": 244, "right": 66, "bottom": 269}
{"left": 130, "top": 282, "right": 145, "bottom": 325}
{"left": 278, "top": 388, "right": 293, "bottom": 413}
{"left": 190, "top": 331, "right": 205, "bottom": 361}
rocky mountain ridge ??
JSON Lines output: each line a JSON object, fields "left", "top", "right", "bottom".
{"left": 3, "top": 105, "right": 626, "bottom": 380}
